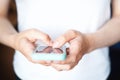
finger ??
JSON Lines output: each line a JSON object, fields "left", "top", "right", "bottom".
{"left": 34, "top": 60, "right": 52, "bottom": 66}
{"left": 53, "top": 43, "right": 82, "bottom": 65}
{"left": 52, "top": 54, "right": 76, "bottom": 65}
{"left": 51, "top": 63, "right": 72, "bottom": 71}
{"left": 61, "top": 54, "right": 77, "bottom": 65}
{"left": 64, "top": 40, "right": 83, "bottom": 64}
{"left": 24, "top": 29, "right": 52, "bottom": 45}
{"left": 53, "top": 30, "right": 78, "bottom": 48}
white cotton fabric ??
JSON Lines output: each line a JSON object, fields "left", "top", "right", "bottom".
{"left": 14, "top": 0, "right": 111, "bottom": 80}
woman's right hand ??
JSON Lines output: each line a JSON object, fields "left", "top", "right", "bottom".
{"left": 12, "top": 29, "right": 52, "bottom": 65}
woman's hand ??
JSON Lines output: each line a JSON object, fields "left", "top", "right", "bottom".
{"left": 51, "top": 30, "right": 93, "bottom": 71}
{"left": 12, "top": 29, "right": 52, "bottom": 65}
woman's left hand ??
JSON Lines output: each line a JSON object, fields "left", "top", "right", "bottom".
{"left": 51, "top": 30, "right": 92, "bottom": 71}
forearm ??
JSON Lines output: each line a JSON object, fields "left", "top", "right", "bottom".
{"left": 87, "top": 17, "right": 120, "bottom": 52}
{"left": 0, "top": 17, "right": 18, "bottom": 48}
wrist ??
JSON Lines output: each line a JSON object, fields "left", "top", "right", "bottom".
{"left": 8, "top": 33, "right": 19, "bottom": 49}
{"left": 84, "top": 33, "right": 96, "bottom": 53}
{"left": 1, "top": 32, "right": 19, "bottom": 49}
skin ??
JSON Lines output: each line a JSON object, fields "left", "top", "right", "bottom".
{"left": 0, "top": 0, "right": 120, "bottom": 71}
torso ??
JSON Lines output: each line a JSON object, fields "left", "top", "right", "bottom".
{"left": 14, "top": 0, "right": 111, "bottom": 80}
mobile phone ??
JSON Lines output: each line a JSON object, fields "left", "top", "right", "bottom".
{"left": 31, "top": 45, "right": 66, "bottom": 61}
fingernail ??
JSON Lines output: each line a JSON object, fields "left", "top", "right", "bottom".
{"left": 53, "top": 42, "right": 59, "bottom": 48}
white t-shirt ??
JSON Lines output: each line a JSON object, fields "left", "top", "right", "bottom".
{"left": 14, "top": 0, "right": 111, "bottom": 80}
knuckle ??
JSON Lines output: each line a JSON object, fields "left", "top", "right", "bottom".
{"left": 66, "top": 65, "right": 72, "bottom": 70}
{"left": 71, "top": 55, "right": 77, "bottom": 63}
{"left": 60, "top": 36, "right": 66, "bottom": 42}
{"left": 68, "top": 29, "right": 78, "bottom": 36}
{"left": 43, "top": 34, "right": 50, "bottom": 40}
{"left": 27, "top": 57, "right": 34, "bottom": 63}
{"left": 71, "top": 59, "right": 76, "bottom": 64}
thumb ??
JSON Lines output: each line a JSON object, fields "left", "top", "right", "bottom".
{"left": 53, "top": 30, "right": 77, "bottom": 48}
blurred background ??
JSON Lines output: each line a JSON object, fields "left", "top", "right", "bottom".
{"left": 0, "top": 0, "right": 120, "bottom": 80}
